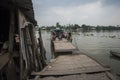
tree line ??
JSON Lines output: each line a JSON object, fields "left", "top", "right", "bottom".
{"left": 40, "top": 22, "right": 120, "bottom": 31}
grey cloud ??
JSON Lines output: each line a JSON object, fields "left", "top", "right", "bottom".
{"left": 103, "top": 0, "right": 120, "bottom": 6}
{"left": 32, "top": 0, "right": 120, "bottom": 26}
{"left": 40, "top": 0, "right": 100, "bottom": 8}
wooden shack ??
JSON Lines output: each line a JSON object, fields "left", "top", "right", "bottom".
{"left": 0, "top": 0, "right": 46, "bottom": 80}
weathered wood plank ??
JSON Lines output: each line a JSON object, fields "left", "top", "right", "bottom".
{"left": 38, "top": 29, "right": 47, "bottom": 69}
{"left": 37, "top": 72, "right": 112, "bottom": 80}
{"left": 8, "top": 10, "right": 15, "bottom": 56}
{"left": 106, "top": 72, "right": 116, "bottom": 80}
{"left": 32, "top": 54, "right": 111, "bottom": 76}
{"left": 54, "top": 39, "right": 76, "bottom": 52}
{"left": 31, "top": 54, "right": 117, "bottom": 80}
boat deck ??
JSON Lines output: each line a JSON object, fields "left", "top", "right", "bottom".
{"left": 30, "top": 38, "right": 117, "bottom": 80}
{"left": 36, "top": 72, "right": 114, "bottom": 80}
{"left": 53, "top": 38, "right": 76, "bottom": 53}
{"left": 31, "top": 54, "right": 116, "bottom": 80}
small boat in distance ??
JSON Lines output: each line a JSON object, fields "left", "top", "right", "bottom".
{"left": 51, "top": 29, "right": 72, "bottom": 42}
{"left": 110, "top": 50, "right": 120, "bottom": 58}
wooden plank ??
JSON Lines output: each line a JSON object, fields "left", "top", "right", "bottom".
{"left": 8, "top": 10, "right": 15, "bottom": 57}
{"left": 38, "top": 29, "right": 47, "bottom": 68}
{"left": 54, "top": 41, "right": 76, "bottom": 52}
{"left": 106, "top": 72, "right": 116, "bottom": 80}
{"left": 32, "top": 67, "right": 110, "bottom": 76}
{"left": 80, "top": 74, "right": 88, "bottom": 80}
{"left": 37, "top": 72, "right": 112, "bottom": 80}
{"left": 32, "top": 54, "right": 116, "bottom": 80}
{"left": 30, "top": 25, "right": 40, "bottom": 70}
{"left": 54, "top": 38, "right": 68, "bottom": 42}
{"left": 86, "top": 72, "right": 112, "bottom": 80}
{"left": 32, "top": 54, "right": 110, "bottom": 76}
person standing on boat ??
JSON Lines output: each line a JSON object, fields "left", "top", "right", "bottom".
{"left": 52, "top": 31, "right": 56, "bottom": 41}
{"left": 63, "top": 32, "right": 67, "bottom": 39}
{"left": 67, "top": 32, "right": 72, "bottom": 42}
{"left": 58, "top": 32, "right": 63, "bottom": 40}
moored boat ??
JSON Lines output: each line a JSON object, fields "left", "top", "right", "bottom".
{"left": 110, "top": 50, "right": 120, "bottom": 58}
{"left": 51, "top": 29, "right": 72, "bottom": 42}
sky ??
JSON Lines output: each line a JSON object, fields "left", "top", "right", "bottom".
{"left": 32, "top": 0, "right": 120, "bottom": 26}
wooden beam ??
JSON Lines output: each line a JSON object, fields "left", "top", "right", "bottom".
{"left": 8, "top": 10, "right": 15, "bottom": 57}
{"left": 29, "top": 25, "right": 39, "bottom": 71}
{"left": 38, "top": 29, "right": 46, "bottom": 68}
{"left": 106, "top": 72, "right": 117, "bottom": 80}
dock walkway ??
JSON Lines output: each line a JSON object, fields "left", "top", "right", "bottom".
{"left": 32, "top": 54, "right": 116, "bottom": 80}
{"left": 53, "top": 38, "right": 76, "bottom": 53}
{"left": 31, "top": 38, "right": 117, "bottom": 80}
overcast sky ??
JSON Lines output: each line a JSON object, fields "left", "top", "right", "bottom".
{"left": 32, "top": 0, "right": 120, "bottom": 26}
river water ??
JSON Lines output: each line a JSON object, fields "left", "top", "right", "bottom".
{"left": 40, "top": 30, "right": 120, "bottom": 75}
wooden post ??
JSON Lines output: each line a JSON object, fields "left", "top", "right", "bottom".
{"left": 29, "top": 24, "right": 39, "bottom": 71}
{"left": 7, "top": 9, "right": 17, "bottom": 80}
{"left": 18, "top": 10, "right": 28, "bottom": 80}
{"left": 8, "top": 10, "right": 15, "bottom": 57}
{"left": 38, "top": 29, "right": 46, "bottom": 68}
{"left": 25, "top": 26, "right": 34, "bottom": 71}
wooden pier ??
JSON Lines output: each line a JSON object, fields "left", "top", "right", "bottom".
{"left": 32, "top": 54, "right": 116, "bottom": 80}
{"left": 53, "top": 38, "right": 76, "bottom": 53}
{"left": 31, "top": 39, "right": 117, "bottom": 80}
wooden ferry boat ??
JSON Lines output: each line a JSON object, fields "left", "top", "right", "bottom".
{"left": 51, "top": 29, "right": 76, "bottom": 53}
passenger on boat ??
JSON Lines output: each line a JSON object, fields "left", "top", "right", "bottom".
{"left": 14, "top": 34, "right": 20, "bottom": 50}
{"left": 67, "top": 32, "right": 72, "bottom": 42}
{"left": 52, "top": 31, "right": 56, "bottom": 41}
{"left": 63, "top": 32, "right": 68, "bottom": 39}
{"left": 58, "top": 32, "right": 63, "bottom": 40}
